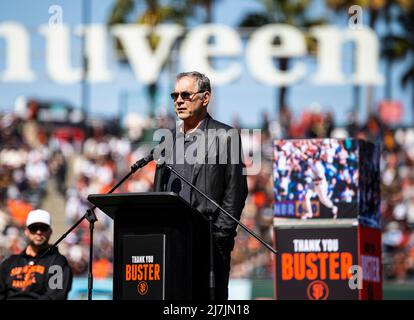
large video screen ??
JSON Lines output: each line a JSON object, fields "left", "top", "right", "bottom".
{"left": 273, "top": 139, "right": 368, "bottom": 221}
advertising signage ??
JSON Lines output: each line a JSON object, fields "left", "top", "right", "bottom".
{"left": 0, "top": 23, "right": 383, "bottom": 86}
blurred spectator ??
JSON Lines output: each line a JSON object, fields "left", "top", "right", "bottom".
{"left": 49, "top": 151, "right": 67, "bottom": 196}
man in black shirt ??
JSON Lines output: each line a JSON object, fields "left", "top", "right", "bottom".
{"left": 0, "top": 209, "right": 73, "bottom": 300}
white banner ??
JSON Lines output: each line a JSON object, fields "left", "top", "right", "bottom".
{"left": 0, "top": 22, "right": 384, "bottom": 86}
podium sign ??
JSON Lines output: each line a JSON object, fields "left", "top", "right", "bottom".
{"left": 122, "top": 234, "right": 166, "bottom": 300}
{"left": 274, "top": 222, "right": 382, "bottom": 300}
{"left": 88, "top": 192, "right": 211, "bottom": 300}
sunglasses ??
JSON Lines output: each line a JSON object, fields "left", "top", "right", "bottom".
{"left": 28, "top": 224, "right": 50, "bottom": 233}
{"left": 170, "top": 91, "right": 204, "bottom": 101}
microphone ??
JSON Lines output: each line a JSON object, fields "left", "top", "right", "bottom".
{"left": 131, "top": 149, "right": 154, "bottom": 172}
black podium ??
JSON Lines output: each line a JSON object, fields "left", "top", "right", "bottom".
{"left": 88, "top": 192, "right": 211, "bottom": 300}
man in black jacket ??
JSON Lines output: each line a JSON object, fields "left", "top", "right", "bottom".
{"left": 153, "top": 71, "right": 248, "bottom": 299}
{"left": 0, "top": 209, "right": 72, "bottom": 300}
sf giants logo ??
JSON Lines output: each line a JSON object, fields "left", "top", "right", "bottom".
{"left": 137, "top": 281, "right": 149, "bottom": 295}
{"left": 307, "top": 280, "right": 329, "bottom": 300}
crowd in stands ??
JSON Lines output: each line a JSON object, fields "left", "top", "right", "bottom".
{"left": 1, "top": 105, "right": 414, "bottom": 283}
{"left": 273, "top": 139, "right": 359, "bottom": 203}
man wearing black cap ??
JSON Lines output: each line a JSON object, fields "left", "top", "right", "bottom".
{"left": 0, "top": 209, "right": 73, "bottom": 300}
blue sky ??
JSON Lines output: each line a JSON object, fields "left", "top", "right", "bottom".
{"left": 0, "top": 0, "right": 412, "bottom": 128}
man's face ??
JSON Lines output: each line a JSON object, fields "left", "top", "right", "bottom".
{"left": 25, "top": 223, "right": 52, "bottom": 248}
{"left": 173, "top": 76, "right": 210, "bottom": 122}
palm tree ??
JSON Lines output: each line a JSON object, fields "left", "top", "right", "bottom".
{"left": 190, "top": 0, "right": 221, "bottom": 23}
{"left": 381, "top": 33, "right": 409, "bottom": 100}
{"left": 379, "top": 1, "right": 412, "bottom": 101}
{"left": 107, "top": 0, "right": 191, "bottom": 118}
{"left": 399, "top": 6, "right": 414, "bottom": 122}
{"left": 107, "top": 0, "right": 222, "bottom": 118}
{"left": 326, "top": 0, "right": 412, "bottom": 115}
{"left": 238, "top": 0, "right": 326, "bottom": 120}
{"left": 326, "top": 0, "right": 386, "bottom": 116}
{"left": 107, "top": 0, "right": 135, "bottom": 63}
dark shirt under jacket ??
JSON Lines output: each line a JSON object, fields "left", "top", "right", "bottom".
{"left": 165, "top": 118, "right": 207, "bottom": 204}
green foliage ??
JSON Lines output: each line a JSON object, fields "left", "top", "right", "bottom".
{"left": 108, "top": 0, "right": 135, "bottom": 25}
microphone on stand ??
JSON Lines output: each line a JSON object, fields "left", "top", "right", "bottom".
{"left": 131, "top": 149, "right": 154, "bottom": 172}
{"left": 42, "top": 149, "right": 156, "bottom": 300}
